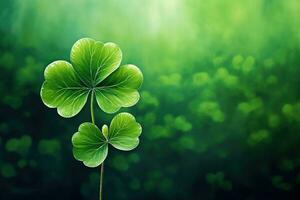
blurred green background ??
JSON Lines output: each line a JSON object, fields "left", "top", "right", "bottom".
{"left": 1, "top": 0, "right": 300, "bottom": 199}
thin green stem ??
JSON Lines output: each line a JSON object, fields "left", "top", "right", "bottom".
{"left": 90, "top": 90, "right": 95, "bottom": 124}
{"left": 90, "top": 90, "right": 104, "bottom": 200}
{"left": 100, "top": 161, "right": 104, "bottom": 200}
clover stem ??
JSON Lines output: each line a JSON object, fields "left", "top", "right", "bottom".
{"left": 90, "top": 90, "right": 104, "bottom": 200}
{"left": 90, "top": 90, "right": 95, "bottom": 124}
{"left": 100, "top": 161, "right": 104, "bottom": 200}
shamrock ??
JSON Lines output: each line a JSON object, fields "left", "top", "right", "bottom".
{"left": 40, "top": 38, "right": 143, "bottom": 200}
{"left": 40, "top": 38, "right": 143, "bottom": 117}
{"left": 71, "top": 112, "right": 142, "bottom": 167}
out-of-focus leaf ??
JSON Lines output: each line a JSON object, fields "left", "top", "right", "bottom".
{"left": 5, "top": 135, "right": 32, "bottom": 156}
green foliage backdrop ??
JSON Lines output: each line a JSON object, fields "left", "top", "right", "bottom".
{"left": 0, "top": 0, "right": 300, "bottom": 199}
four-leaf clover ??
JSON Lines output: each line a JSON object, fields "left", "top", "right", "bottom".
{"left": 40, "top": 38, "right": 143, "bottom": 117}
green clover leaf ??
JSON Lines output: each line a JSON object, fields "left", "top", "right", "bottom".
{"left": 72, "top": 122, "right": 108, "bottom": 167}
{"left": 105, "top": 112, "right": 142, "bottom": 151}
{"left": 72, "top": 112, "right": 142, "bottom": 167}
{"left": 40, "top": 38, "right": 143, "bottom": 117}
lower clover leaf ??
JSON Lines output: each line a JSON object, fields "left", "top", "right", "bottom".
{"left": 106, "top": 112, "right": 142, "bottom": 151}
{"left": 72, "top": 123, "right": 108, "bottom": 168}
{"left": 72, "top": 112, "right": 142, "bottom": 168}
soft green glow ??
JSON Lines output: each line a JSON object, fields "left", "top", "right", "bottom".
{"left": 1, "top": 0, "right": 300, "bottom": 199}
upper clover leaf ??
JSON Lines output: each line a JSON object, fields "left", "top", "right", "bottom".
{"left": 72, "top": 112, "right": 142, "bottom": 167}
{"left": 40, "top": 38, "right": 143, "bottom": 117}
